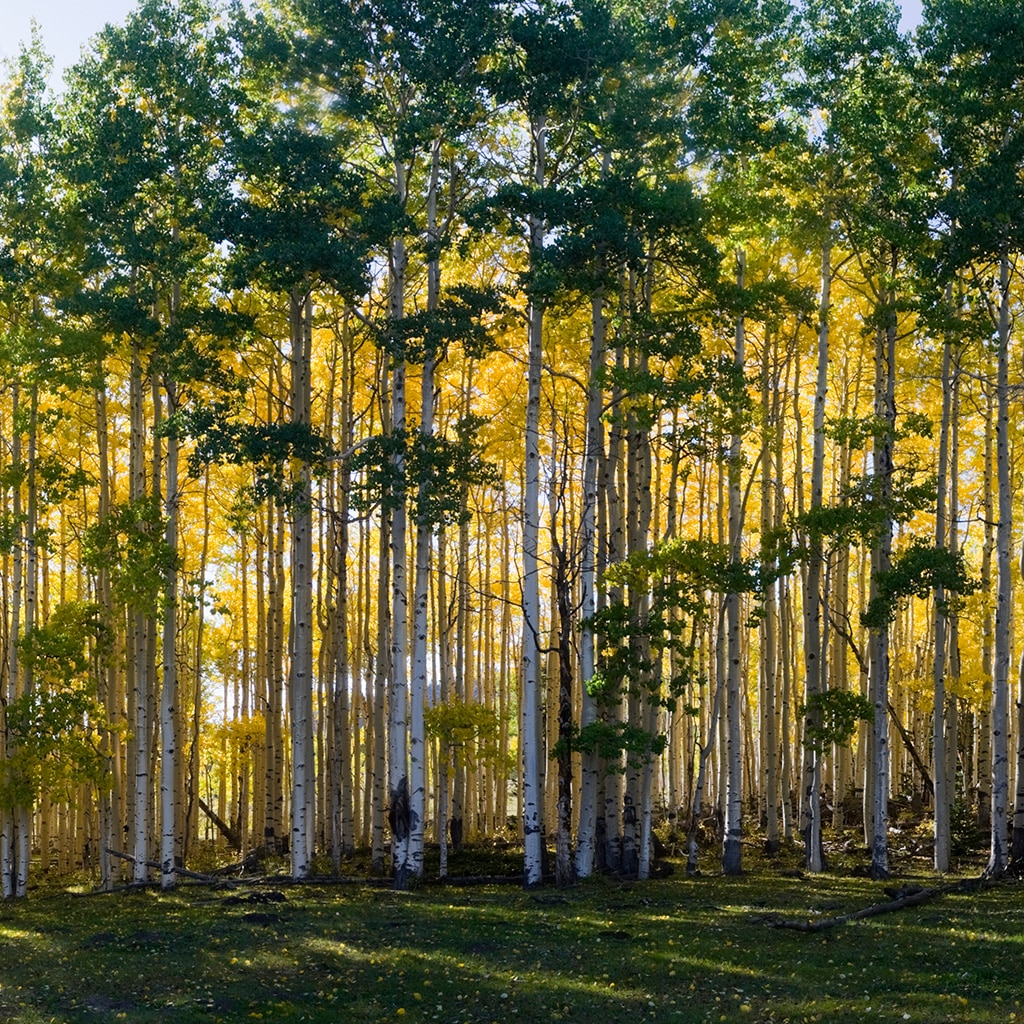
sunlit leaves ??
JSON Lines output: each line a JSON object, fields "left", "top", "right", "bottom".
{"left": 861, "top": 537, "right": 979, "bottom": 628}
{"left": 81, "top": 496, "right": 179, "bottom": 613}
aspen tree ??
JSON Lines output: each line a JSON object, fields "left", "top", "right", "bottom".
{"left": 919, "top": 0, "right": 1024, "bottom": 873}
{"left": 0, "top": 35, "right": 56, "bottom": 898}
{"left": 932, "top": 313, "right": 953, "bottom": 871}
{"left": 487, "top": 0, "right": 628, "bottom": 885}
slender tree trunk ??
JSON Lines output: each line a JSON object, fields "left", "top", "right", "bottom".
{"left": 869, "top": 290, "right": 897, "bottom": 881}
{"left": 409, "top": 140, "right": 443, "bottom": 881}
{"left": 722, "top": 250, "right": 746, "bottom": 876}
{"left": 130, "top": 348, "right": 152, "bottom": 884}
{"left": 289, "top": 290, "right": 315, "bottom": 879}
{"left": 388, "top": 156, "right": 414, "bottom": 887}
{"left": 978, "top": 384, "right": 994, "bottom": 834}
{"left": 160, "top": 381, "right": 179, "bottom": 890}
{"left": 946, "top": 343, "right": 962, "bottom": 824}
{"left": 3, "top": 384, "right": 23, "bottom": 898}
{"left": 554, "top": 540, "right": 574, "bottom": 888}
{"left": 575, "top": 210, "right": 608, "bottom": 880}
{"left": 933, "top": 321, "right": 952, "bottom": 872}
{"left": 802, "top": 239, "right": 830, "bottom": 872}
{"left": 95, "top": 383, "right": 120, "bottom": 888}
{"left": 521, "top": 113, "right": 547, "bottom": 887}
{"left": 372, "top": 497, "right": 391, "bottom": 876}
{"left": 330, "top": 321, "right": 355, "bottom": 869}
{"left": 761, "top": 342, "right": 779, "bottom": 855}
{"left": 990, "top": 251, "right": 1012, "bottom": 876}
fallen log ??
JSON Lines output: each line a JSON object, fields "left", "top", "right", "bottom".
{"left": 105, "top": 847, "right": 217, "bottom": 883}
{"left": 765, "top": 876, "right": 988, "bottom": 931}
{"left": 198, "top": 797, "right": 242, "bottom": 851}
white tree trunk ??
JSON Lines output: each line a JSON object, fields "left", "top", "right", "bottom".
{"left": 521, "top": 113, "right": 547, "bottom": 888}
{"left": 409, "top": 140, "right": 442, "bottom": 881}
{"left": 160, "top": 383, "right": 179, "bottom": 890}
{"left": 978, "top": 386, "right": 994, "bottom": 834}
{"left": 722, "top": 251, "right": 745, "bottom": 876}
{"left": 130, "top": 348, "right": 151, "bottom": 884}
{"left": 869, "top": 306, "right": 896, "bottom": 881}
{"left": 989, "top": 250, "right": 1012, "bottom": 877}
{"left": 802, "top": 239, "right": 830, "bottom": 872}
{"left": 289, "top": 291, "right": 315, "bottom": 880}
{"left": 932, "top": 326, "right": 952, "bottom": 872}
{"left": 388, "top": 161, "right": 414, "bottom": 885}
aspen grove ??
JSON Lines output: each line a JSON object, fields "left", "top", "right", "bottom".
{"left": 0, "top": 0, "right": 1022, "bottom": 897}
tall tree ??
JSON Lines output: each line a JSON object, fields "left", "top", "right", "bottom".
{"left": 919, "top": 0, "right": 1024, "bottom": 877}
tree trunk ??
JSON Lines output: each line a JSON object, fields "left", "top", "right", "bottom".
{"left": 388, "top": 161, "right": 413, "bottom": 886}
{"left": 409, "top": 139, "right": 443, "bottom": 882}
{"left": 521, "top": 113, "right": 547, "bottom": 888}
{"left": 130, "top": 348, "right": 152, "bottom": 884}
{"left": 554, "top": 540, "right": 574, "bottom": 888}
{"left": 933, "top": 318, "right": 952, "bottom": 872}
{"left": 575, "top": 225, "right": 608, "bottom": 879}
{"left": 289, "top": 289, "right": 315, "bottom": 879}
{"left": 722, "top": 250, "right": 746, "bottom": 877}
{"left": 159, "top": 381, "right": 180, "bottom": 890}
{"left": 978, "top": 384, "right": 994, "bottom": 834}
{"left": 802, "top": 239, "right": 830, "bottom": 872}
{"left": 990, "top": 250, "right": 1012, "bottom": 876}
{"left": 869, "top": 293, "right": 897, "bottom": 881}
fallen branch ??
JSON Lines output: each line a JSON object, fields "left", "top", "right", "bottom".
{"left": 887, "top": 701, "right": 933, "bottom": 799}
{"left": 765, "top": 877, "right": 988, "bottom": 931}
{"left": 212, "top": 849, "right": 264, "bottom": 876}
{"left": 198, "top": 797, "right": 242, "bottom": 851}
{"left": 105, "top": 848, "right": 217, "bottom": 883}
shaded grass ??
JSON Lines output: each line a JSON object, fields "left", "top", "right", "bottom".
{"left": 1, "top": 858, "right": 1023, "bottom": 1023}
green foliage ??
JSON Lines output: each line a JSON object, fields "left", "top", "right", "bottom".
{"left": 606, "top": 346, "right": 754, "bottom": 447}
{"left": 379, "top": 286, "right": 506, "bottom": 364}
{"left": 862, "top": 538, "right": 980, "bottom": 629}
{"left": 222, "top": 114, "right": 377, "bottom": 300}
{"left": 801, "top": 689, "right": 873, "bottom": 753}
{"left": 1, "top": 686, "right": 112, "bottom": 810}
{"left": 950, "top": 797, "right": 985, "bottom": 859}
{"left": 350, "top": 420, "right": 498, "bottom": 527}
{"left": 186, "top": 410, "right": 335, "bottom": 509}
{"left": 798, "top": 473, "right": 937, "bottom": 548}
{"left": 17, "top": 602, "right": 106, "bottom": 682}
{"left": 2, "top": 601, "right": 114, "bottom": 810}
{"left": 570, "top": 719, "right": 667, "bottom": 771}
{"left": 81, "top": 497, "right": 178, "bottom": 613}
{"left": 827, "top": 411, "right": 933, "bottom": 450}
{"left": 584, "top": 536, "right": 762, "bottom": 766}
{"left": 589, "top": 537, "right": 763, "bottom": 713}
{"left": 0, "top": 510, "right": 25, "bottom": 555}
{"left": 425, "top": 698, "right": 506, "bottom": 771}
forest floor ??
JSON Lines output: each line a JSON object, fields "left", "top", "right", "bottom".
{"left": 0, "top": 835, "right": 1021, "bottom": 1024}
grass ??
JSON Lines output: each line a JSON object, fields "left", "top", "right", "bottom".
{"left": 0, "top": 842, "right": 1022, "bottom": 1024}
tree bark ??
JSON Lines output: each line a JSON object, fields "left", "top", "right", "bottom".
{"left": 990, "top": 250, "right": 1012, "bottom": 876}
{"left": 802, "top": 239, "right": 830, "bottom": 873}
{"left": 932, "top": 318, "right": 952, "bottom": 872}
{"left": 289, "top": 289, "right": 315, "bottom": 880}
{"left": 868, "top": 293, "right": 897, "bottom": 881}
{"left": 722, "top": 249, "right": 746, "bottom": 877}
{"left": 521, "top": 112, "right": 547, "bottom": 888}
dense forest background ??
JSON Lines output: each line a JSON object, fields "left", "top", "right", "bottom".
{"left": 0, "top": 0, "right": 1021, "bottom": 898}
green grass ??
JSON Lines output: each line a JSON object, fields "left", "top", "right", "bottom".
{"left": 1, "top": 850, "right": 1022, "bottom": 1024}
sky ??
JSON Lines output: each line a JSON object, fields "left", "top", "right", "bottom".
{"left": 0, "top": 0, "right": 927, "bottom": 87}
{"left": 0, "top": 0, "right": 139, "bottom": 83}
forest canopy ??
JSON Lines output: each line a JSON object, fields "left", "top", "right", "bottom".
{"left": 0, "top": 0, "right": 1022, "bottom": 897}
